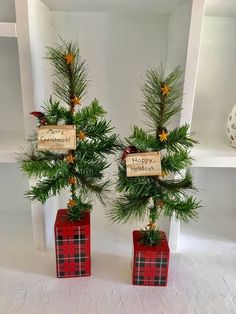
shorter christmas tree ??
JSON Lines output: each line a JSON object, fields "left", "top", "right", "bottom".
{"left": 19, "top": 40, "right": 119, "bottom": 221}
{"left": 110, "top": 66, "right": 200, "bottom": 246}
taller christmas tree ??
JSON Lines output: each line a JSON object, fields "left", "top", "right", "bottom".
{"left": 19, "top": 40, "right": 118, "bottom": 222}
{"left": 110, "top": 66, "right": 200, "bottom": 246}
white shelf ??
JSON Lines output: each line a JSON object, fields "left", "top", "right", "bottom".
{"left": 190, "top": 12, "right": 236, "bottom": 168}
{"left": 42, "top": 0, "right": 186, "bottom": 14}
{"left": 0, "top": 22, "right": 17, "bottom": 37}
{"left": 0, "top": 133, "right": 25, "bottom": 163}
{"left": 192, "top": 136, "right": 236, "bottom": 168}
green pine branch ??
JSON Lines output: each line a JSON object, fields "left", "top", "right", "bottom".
{"left": 161, "top": 150, "right": 193, "bottom": 174}
{"left": 75, "top": 157, "right": 108, "bottom": 179}
{"left": 163, "top": 195, "right": 200, "bottom": 222}
{"left": 18, "top": 142, "right": 65, "bottom": 163}
{"left": 116, "top": 163, "right": 157, "bottom": 198}
{"left": 142, "top": 66, "right": 183, "bottom": 130}
{"left": 26, "top": 175, "right": 69, "bottom": 204}
{"left": 42, "top": 98, "right": 71, "bottom": 124}
{"left": 165, "top": 124, "right": 197, "bottom": 152}
{"left": 83, "top": 120, "right": 113, "bottom": 139}
{"left": 73, "top": 99, "right": 106, "bottom": 125}
{"left": 78, "top": 177, "right": 110, "bottom": 206}
{"left": 76, "top": 135, "right": 119, "bottom": 155}
{"left": 139, "top": 228, "right": 163, "bottom": 247}
{"left": 46, "top": 40, "right": 88, "bottom": 105}
{"left": 21, "top": 159, "right": 69, "bottom": 179}
{"left": 109, "top": 195, "right": 150, "bottom": 223}
{"left": 68, "top": 197, "right": 92, "bottom": 222}
{"left": 158, "top": 171, "right": 195, "bottom": 195}
{"left": 126, "top": 126, "right": 160, "bottom": 151}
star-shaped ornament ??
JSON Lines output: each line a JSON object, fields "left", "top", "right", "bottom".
{"left": 147, "top": 222, "right": 156, "bottom": 230}
{"left": 70, "top": 96, "right": 81, "bottom": 106}
{"left": 68, "top": 177, "right": 76, "bottom": 185}
{"left": 161, "top": 84, "right": 170, "bottom": 96}
{"left": 159, "top": 129, "right": 168, "bottom": 142}
{"left": 64, "top": 53, "right": 75, "bottom": 64}
{"left": 157, "top": 200, "right": 164, "bottom": 209}
{"left": 77, "top": 131, "right": 86, "bottom": 141}
{"left": 66, "top": 154, "right": 76, "bottom": 164}
{"left": 160, "top": 170, "right": 167, "bottom": 178}
{"left": 67, "top": 199, "right": 77, "bottom": 207}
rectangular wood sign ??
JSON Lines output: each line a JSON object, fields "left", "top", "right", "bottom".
{"left": 37, "top": 125, "right": 76, "bottom": 151}
{"left": 126, "top": 152, "right": 161, "bottom": 177}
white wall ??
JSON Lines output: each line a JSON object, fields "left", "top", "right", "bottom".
{"left": 166, "top": 0, "right": 192, "bottom": 74}
{"left": 164, "top": 0, "right": 193, "bottom": 130}
{"left": 0, "top": 2, "right": 29, "bottom": 225}
{"left": 192, "top": 16, "right": 236, "bottom": 143}
{"left": 190, "top": 167, "right": 236, "bottom": 240}
{"left": 0, "top": 38, "right": 24, "bottom": 136}
{"left": 0, "top": 164, "right": 30, "bottom": 212}
{"left": 0, "top": 0, "right": 15, "bottom": 22}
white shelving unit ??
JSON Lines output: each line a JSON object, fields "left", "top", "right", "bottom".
{"left": 190, "top": 1, "right": 236, "bottom": 169}
{"left": 4, "top": 0, "right": 233, "bottom": 252}
{"left": 191, "top": 138, "right": 236, "bottom": 168}
{"left": 0, "top": 1, "right": 39, "bottom": 246}
{"left": 0, "top": 1, "right": 31, "bottom": 163}
{"left": 176, "top": 0, "right": 236, "bottom": 249}
{"left": 0, "top": 34, "right": 25, "bottom": 162}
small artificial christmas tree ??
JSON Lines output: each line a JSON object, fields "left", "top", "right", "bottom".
{"left": 110, "top": 66, "right": 200, "bottom": 246}
{"left": 19, "top": 40, "right": 119, "bottom": 222}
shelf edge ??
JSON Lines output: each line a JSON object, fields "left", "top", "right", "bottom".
{"left": 0, "top": 22, "right": 17, "bottom": 38}
{"left": 192, "top": 155, "right": 236, "bottom": 168}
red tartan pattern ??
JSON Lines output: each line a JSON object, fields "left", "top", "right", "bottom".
{"left": 132, "top": 230, "right": 170, "bottom": 286}
{"left": 54, "top": 209, "right": 91, "bottom": 278}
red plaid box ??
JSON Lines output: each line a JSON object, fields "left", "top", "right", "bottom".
{"left": 132, "top": 230, "right": 170, "bottom": 286}
{"left": 54, "top": 209, "right": 91, "bottom": 278}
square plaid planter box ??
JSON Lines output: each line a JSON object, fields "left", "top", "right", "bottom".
{"left": 132, "top": 230, "right": 170, "bottom": 286}
{"left": 54, "top": 209, "right": 91, "bottom": 278}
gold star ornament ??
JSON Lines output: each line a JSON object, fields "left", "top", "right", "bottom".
{"left": 66, "top": 154, "right": 76, "bottom": 164}
{"left": 64, "top": 53, "right": 75, "bottom": 64}
{"left": 67, "top": 199, "right": 77, "bottom": 208}
{"left": 159, "top": 129, "right": 168, "bottom": 142}
{"left": 77, "top": 131, "right": 86, "bottom": 141}
{"left": 160, "top": 170, "right": 168, "bottom": 178}
{"left": 70, "top": 95, "right": 81, "bottom": 106}
{"left": 161, "top": 84, "right": 170, "bottom": 96}
{"left": 157, "top": 200, "right": 164, "bottom": 209}
{"left": 68, "top": 177, "right": 76, "bottom": 185}
{"left": 147, "top": 222, "right": 156, "bottom": 230}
